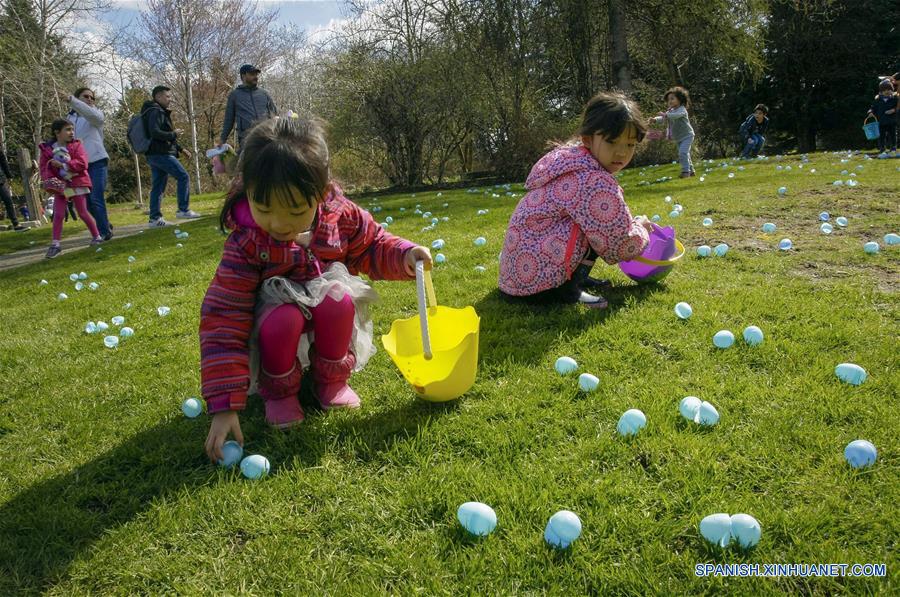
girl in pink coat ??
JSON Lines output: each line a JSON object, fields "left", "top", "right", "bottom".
{"left": 39, "top": 119, "right": 102, "bottom": 259}
{"left": 499, "top": 92, "right": 653, "bottom": 308}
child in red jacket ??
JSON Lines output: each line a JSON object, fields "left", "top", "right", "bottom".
{"left": 39, "top": 119, "right": 101, "bottom": 258}
{"left": 200, "top": 115, "right": 432, "bottom": 463}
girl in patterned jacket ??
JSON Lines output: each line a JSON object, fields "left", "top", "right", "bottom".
{"left": 499, "top": 92, "right": 654, "bottom": 309}
{"left": 200, "top": 116, "right": 432, "bottom": 463}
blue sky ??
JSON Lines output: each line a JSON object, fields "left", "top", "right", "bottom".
{"left": 105, "top": 0, "right": 349, "bottom": 31}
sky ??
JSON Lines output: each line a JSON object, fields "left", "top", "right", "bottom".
{"left": 104, "top": 0, "right": 349, "bottom": 32}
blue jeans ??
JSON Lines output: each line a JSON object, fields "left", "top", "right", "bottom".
{"left": 741, "top": 134, "right": 765, "bottom": 158}
{"left": 146, "top": 154, "right": 190, "bottom": 221}
{"left": 87, "top": 159, "right": 111, "bottom": 236}
{"left": 677, "top": 134, "right": 694, "bottom": 174}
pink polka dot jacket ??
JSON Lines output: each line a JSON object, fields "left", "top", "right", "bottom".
{"left": 499, "top": 144, "right": 649, "bottom": 296}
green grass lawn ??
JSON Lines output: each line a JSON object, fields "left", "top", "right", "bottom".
{"left": 1, "top": 152, "right": 898, "bottom": 594}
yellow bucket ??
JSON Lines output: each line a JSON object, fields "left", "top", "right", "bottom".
{"left": 381, "top": 262, "right": 480, "bottom": 402}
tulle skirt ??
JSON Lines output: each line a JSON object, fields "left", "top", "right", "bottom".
{"left": 247, "top": 262, "right": 379, "bottom": 393}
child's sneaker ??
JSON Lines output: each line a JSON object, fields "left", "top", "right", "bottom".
{"left": 577, "top": 291, "right": 608, "bottom": 309}
{"left": 90, "top": 237, "right": 103, "bottom": 246}
{"left": 311, "top": 350, "right": 361, "bottom": 410}
{"left": 45, "top": 245, "right": 62, "bottom": 259}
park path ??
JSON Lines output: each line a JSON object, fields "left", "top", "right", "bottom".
{"left": 0, "top": 223, "right": 153, "bottom": 272}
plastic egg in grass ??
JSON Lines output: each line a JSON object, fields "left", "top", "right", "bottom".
{"left": 674, "top": 302, "right": 693, "bottom": 319}
{"left": 778, "top": 238, "right": 793, "bottom": 251}
{"left": 119, "top": 327, "right": 134, "bottom": 338}
{"left": 651, "top": 214, "right": 661, "bottom": 222}
{"left": 96, "top": 321, "right": 109, "bottom": 332}
{"left": 835, "top": 216, "right": 848, "bottom": 227}
{"left": 473, "top": 236, "right": 487, "bottom": 247}
{"left": 617, "top": 409, "right": 646, "bottom": 437}
{"left": 835, "top": 363, "right": 867, "bottom": 386}
{"left": 820, "top": 211, "right": 831, "bottom": 222}
{"left": 578, "top": 373, "right": 599, "bottom": 392}
{"left": 182, "top": 397, "right": 202, "bottom": 418}
{"left": 884, "top": 233, "right": 900, "bottom": 245}
{"left": 702, "top": 217, "right": 713, "bottom": 227}
{"left": 777, "top": 186, "right": 787, "bottom": 196}
{"left": 761, "top": 222, "right": 776, "bottom": 233}
{"left": 85, "top": 321, "right": 98, "bottom": 334}
{"left": 89, "top": 282, "right": 99, "bottom": 290}
{"left": 713, "top": 330, "right": 735, "bottom": 349}
{"left": 111, "top": 316, "right": 125, "bottom": 326}
{"left": 696, "top": 245, "right": 711, "bottom": 257}
{"left": 75, "top": 282, "right": 84, "bottom": 291}
{"left": 743, "top": 326, "right": 764, "bottom": 346}
{"left": 730, "top": 514, "right": 761, "bottom": 548}
{"left": 820, "top": 223, "right": 833, "bottom": 234}
{"left": 157, "top": 306, "right": 171, "bottom": 316}
{"left": 554, "top": 356, "right": 578, "bottom": 375}
{"left": 844, "top": 440, "right": 877, "bottom": 468}
{"left": 457, "top": 502, "right": 497, "bottom": 536}
{"left": 69, "top": 273, "right": 79, "bottom": 282}
{"left": 435, "top": 253, "right": 447, "bottom": 264}
{"left": 696, "top": 401, "right": 720, "bottom": 426}
{"left": 218, "top": 440, "right": 243, "bottom": 468}
{"left": 669, "top": 210, "right": 680, "bottom": 218}
{"left": 240, "top": 454, "right": 270, "bottom": 480}
{"left": 103, "top": 335, "right": 119, "bottom": 349}
{"left": 713, "top": 243, "right": 729, "bottom": 257}
{"left": 431, "top": 239, "right": 445, "bottom": 250}
{"left": 863, "top": 242, "right": 879, "bottom": 254}
{"left": 544, "top": 510, "right": 582, "bottom": 549}
{"left": 700, "top": 513, "right": 733, "bottom": 548}
{"left": 679, "top": 396, "right": 702, "bottom": 421}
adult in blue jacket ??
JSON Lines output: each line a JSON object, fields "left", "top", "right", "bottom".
{"left": 219, "top": 64, "right": 278, "bottom": 151}
{"left": 739, "top": 104, "right": 769, "bottom": 159}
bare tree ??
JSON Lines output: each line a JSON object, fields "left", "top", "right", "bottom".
{"left": 608, "top": 0, "right": 632, "bottom": 92}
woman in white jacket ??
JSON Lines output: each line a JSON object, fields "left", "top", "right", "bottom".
{"left": 67, "top": 87, "right": 112, "bottom": 240}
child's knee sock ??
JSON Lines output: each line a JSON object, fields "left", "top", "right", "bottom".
{"left": 309, "top": 294, "right": 355, "bottom": 359}
{"left": 259, "top": 304, "right": 306, "bottom": 375}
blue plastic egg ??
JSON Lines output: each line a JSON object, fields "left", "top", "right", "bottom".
{"left": 762, "top": 223, "right": 776, "bottom": 233}
{"left": 820, "top": 223, "right": 833, "bottom": 234}
{"left": 777, "top": 186, "right": 787, "bottom": 196}
{"left": 75, "top": 282, "right": 84, "bottom": 291}
{"left": 89, "top": 282, "right": 99, "bottom": 290}
{"left": 863, "top": 241, "right": 879, "bottom": 254}
{"left": 240, "top": 454, "right": 270, "bottom": 480}
{"left": 664, "top": 196, "right": 672, "bottom": 202}
{"left": 697, "top": 245, "right": 712, "bottom": 257}
{"left": 674, "top": 302, "right": 693, "bottom": 319}
{"left": 669, "top": 210, "right": 680, "bottom": 218}
{"left": 544, "top": 510, "right": 582, "bottom": 549}
{"left": 111, "top": 316, "right": 125, "bottom": 326}
{"left": 157, "top": 306, "right": 171, "bottom": 316}
{"left": 651, "top": 214, "right": 661, "bottom": 222}
{"left": 679, "top": 396, "right": 701, "bottom": 421}
{"left": 779, "top": 238, "right": 793, "bottom": 251}
{"left": 700, "top": 513, "right": 732, "bottom": 547}
{"left": 85, "top": 321, "right": 98, "bottom": 334}
{"left": 743, "top": 326, "right": 764, "bottom": 346}
{"left": 457, "top": 502, "right": 497, "bottom": 536}
{"left": 474, "top": 265, "right": 486, "bottom": 273}
{"left": 702, "top": 218, "right": 713, "bottom": 227}
{"left": 119, "top": 327, "right": 134, "bottom": 338}
{"left": 182, "top": 397, "right": 202, "bottom": 418}
{"left": 385, "top": 216, "right": 393, "bottom": 223}
{"left": 713, "top": 330, "right": 735, "bottom": 349}
{"left": 578, "top": 373, "right": 599, "bottom": 392}
{"left": 844, "top": 440, "right": 877, "bottom": 468}
{"left": 69, "top": 273, "right": 79, "bottom": 281}
{"left": 555, "top": 356, "right": 578, "bottom": 375}
{"left": 128, "top": 255, "right": 136, "bottom": 262}
{"left": 730, "top": 513, "right": 761, "bottom": 548}
{"left": 836, "top": 217, "right": 848, "bottom": 227}
{"left": 218, "top": 440, "right": 243, "bottom": 468}
{"left": 617, "top": 409, "right": 646, "bottom": 436}
{"left": 431, "top": 218, "right": 439, "bottom": 224}
{"left": 431, "top": 239, "right": 445, "bottom": 250}
{"left": 819, "top": 211, "right": 830, "bottom": 221}
{"left": 473, "top": 236, "right": 487, "bottom": 246}
{"left": 96, "top": 321, "right": 109, "bottom": 332}
{"left": 884, "top": 233, "right": 900, "bottom": 245}
{"left": 103, "top": 335, "right": 119, "bottom": 349}
{"left": 713, "top": 243, "right": 729, "bottom": 257}
{"left": 435, "top": 253, "right": 447, "bottom": 264}
{"left": 835, "top": 363, "right": 867, "bottom": 385}
{"left": 696, "top": 401, "right": 720, "bottom": 426}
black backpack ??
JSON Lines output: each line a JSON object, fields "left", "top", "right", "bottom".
{"left": 127, "top": 108, "right": 154, "bottom": 154}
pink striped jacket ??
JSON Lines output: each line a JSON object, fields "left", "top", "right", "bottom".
{"left": 199, "top": 186, "right": 415, "bottom": 412}
{"left": 499, "top": 145, "right": 649, "bottom": 296}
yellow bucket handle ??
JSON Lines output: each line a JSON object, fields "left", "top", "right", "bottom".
{"left": 415, "top": 261, "right": 436, "bottom": 359}
{"left": 632, "top": 238, "right": 686, "bottom": 267}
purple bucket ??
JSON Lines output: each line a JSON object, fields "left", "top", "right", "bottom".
{"left": 619, "top": 225, "right": 679, "bottom": 283}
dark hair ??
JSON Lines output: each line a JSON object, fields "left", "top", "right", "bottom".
{"left": 151, "top": 85, "right": 171, "bottom": 99}
{"left": 219, "top": 115, "right": 331, "bottom": 231}
{"left": 664, "top": 86, "right": 691, "bottom": 109}
{"left": 576, "top": 92, "right": 647, "bottom": 143}
{"left": 879, "top": 79, "right": 894, "bottom": 91}
{"left": 754, "top": 104, "right": 768, "bottom": 115}
{"left": 47, "top": 118, "right": 74, "bottom": 142}
{"left": 73, "top": 87, "right": 93, "bottom": 99}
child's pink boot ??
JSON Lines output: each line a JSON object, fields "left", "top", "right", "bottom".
{"left": 310, "top": 349, "right": 361, "bottom": 410}
{"left": 257, "top": 361, "right": 304, "bottom": 428}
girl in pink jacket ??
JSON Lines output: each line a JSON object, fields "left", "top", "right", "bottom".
{"left": 200, "top": 115, "right": 432, "bottom": 463}
{"left": 499, "top": 92, "right": 653, "bottom": 308}
{"left": 39, "top": 119, "right": 102, "bottom": 259}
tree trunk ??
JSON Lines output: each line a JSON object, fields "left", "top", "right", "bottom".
{"left": 133, "top": 152, "right": 144, "bottom": 207}
{"left": 608, "top": 0, "right": 632, "bottom": 92}
{"left": 177, "top": 3, "right": 203, "bottom": 195}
